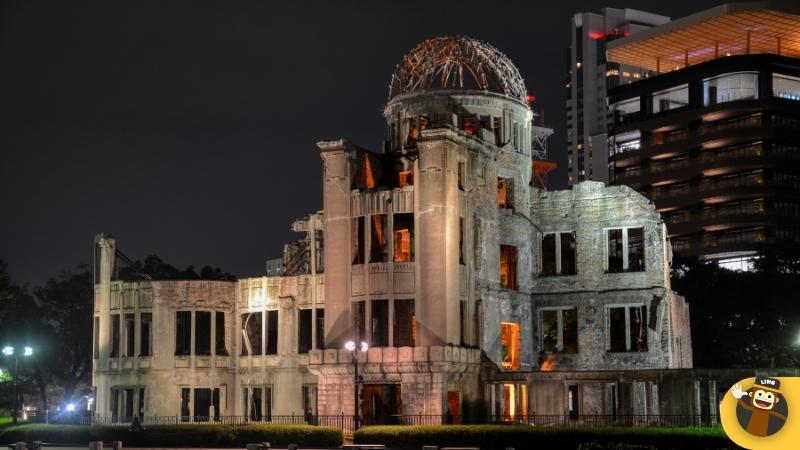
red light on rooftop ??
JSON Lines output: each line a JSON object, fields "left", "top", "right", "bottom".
{"left": 588, "top": 30, "right": 605, "bottom": 40}
{"left": 526, "top": 93, "right": 536, "bottom": 104}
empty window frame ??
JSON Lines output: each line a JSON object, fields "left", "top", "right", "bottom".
{"left": 315, "top": 308, "right": 325, "bottom": 350}
{"left": 393, "top": 299, "right": 415, "bottom": 347}
{"left": 266, "top": 310, "right": 278, "bottom": 355}
{"left": 302, "top": 384, "right": 318, "bottom": 416}
{"left": 193, "top": 388, "right": 220, "bottom": 422}
{"left": 398, "top": 170, "right": 414, "bottom": 187}
{"left": 499, "top": 245, "right": 518, "bottom": 290}
{"left": 459, "top": 217, "right": 465, "bottom": 265}
{"left": 541, "top": 308, "right": 578, "bottom": 353}
{"left": 244, "top": 386, "right": 272, "bottom": 421}
{"left": 497, "top": 177, "right": 514, "bottom": 209}
{"left": 371, "top": 299, "right": 389, "bottom": 347}
{"left": 607, "top": 227, "right": 645, "bottom": 273}
{"left": 195, "top": 311, "right": 211, "bottom": 356}
{"left": 93, "top": 317, "right": 100, "bottom": 359}
{"left": 298, "top": 309, "right": 313, "bottom": 354}
{"left": 541, "top": 232, "right": 576, "bottom": 276}
{"left": 175, "top": 311, "right": 192, "bottom": 356}
{"left": 180, "top": 388, "right": 190, "bottom": 421}
{"left": 393, "top": 213, "right": 414, "bottom": 262}
{"left": 240, "top": 312, "right": 263, "bottom": 356}
{"left": 370, "top": 214, "right": 389, "bottom": 263}
{"left": 500, "top": 322, "right": 520, "bottom": 370}
{"left": 608, "top": 305, "right": 648, "bottom": 352}
{"left": 458, "top": 161, "right": 466, "bottom": 191}
{"left": 110, "top": 314, "right": 120, "bottom": 357}
{"left": 215, "top": 311, "right": 228, "bottom": 356}
{"left": 352, "top": 300, "right": 366, "bottom": 342}
{"left": 352, "top": 217, "right": 365, "bottom": 264}
{"left": 140, "top": 313, "right": 152, "bottom": 356}
{"left": 124, "top": 313, "right": 135, "bottom": 356}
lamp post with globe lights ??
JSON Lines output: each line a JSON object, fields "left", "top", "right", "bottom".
{"left": 2, "top": 345, "right": 33, "bottom": 424}
{"left": 344, "top": 340, "right": 368, "bottom": 430}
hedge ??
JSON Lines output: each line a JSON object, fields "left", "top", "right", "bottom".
{"left": 354, "top": 425, "right": 735, "bottom": 450}
{"left": 0, "top": 423, "right": 342, "bottom": 447}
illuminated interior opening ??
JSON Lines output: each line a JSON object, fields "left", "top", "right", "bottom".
{"left": 499, "top": 245, "right": 518, "bottom": 290}
{"left": 393, "top": 213, "right": 414, "bottom": 262}
{"left": 500, "top": 322, "right": 520, "bottom": 370}
{"left": 398, "top": 170, "right": 413, "bottom": 187}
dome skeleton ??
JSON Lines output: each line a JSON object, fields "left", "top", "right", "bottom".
{"left": 389, "top": 36, "right": 528, "bottom": 102}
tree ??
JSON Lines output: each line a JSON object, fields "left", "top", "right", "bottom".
{"left": 672, "top": 244, "right": 800, "bottom": 368}
{"left": 34, "top": 265, "right": 94, "bottom": 404}
{"left": 118, "top": 255, "right": 235, "bottom": 281}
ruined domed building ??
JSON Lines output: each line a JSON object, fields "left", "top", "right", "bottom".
{"left": 92, "top": 37, "right": 695, "bottom": 426}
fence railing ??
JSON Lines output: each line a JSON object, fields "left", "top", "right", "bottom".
{"left": 39, "top": 414, "right": 721, "bottom": 430}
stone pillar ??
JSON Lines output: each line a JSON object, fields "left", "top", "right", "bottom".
{"left": 319, "top": 141, "right": 353, "bottom": 349}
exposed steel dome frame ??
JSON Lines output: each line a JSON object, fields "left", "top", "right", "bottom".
{"left": 389, "top": 36, "right": 527, "bottom": 102}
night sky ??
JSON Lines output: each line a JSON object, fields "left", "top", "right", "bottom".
{"left": 1, "top": 0, "right": 730, "bottom": 285}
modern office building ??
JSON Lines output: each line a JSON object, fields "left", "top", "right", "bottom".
{"left": 566, "top": 8, "right": 669, "bottom": 185}
{"left": 606, "top": 2, "right": 800, "bottom": 266}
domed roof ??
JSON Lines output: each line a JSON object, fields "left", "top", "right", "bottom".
{"left": 388, "top": 36, "right": 527, "bottom": 103}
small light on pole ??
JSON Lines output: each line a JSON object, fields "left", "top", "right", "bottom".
{"left": 345, "top": 340, "right": 368, "bottom": 431}
{"left": 3, "top": 345, "right": 34, "bottom": 425}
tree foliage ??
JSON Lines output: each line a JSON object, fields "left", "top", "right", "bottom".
{"left": 119, "top": 255, "right": 236, "bottom": 281}
{"left": 673, "top": 241, "right": 800, "bottom": 368}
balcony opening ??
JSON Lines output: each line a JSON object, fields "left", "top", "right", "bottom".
{"left": 499, "top": 244, "right": 518, "bottom": 290}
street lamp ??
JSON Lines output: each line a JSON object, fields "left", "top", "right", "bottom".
{"left": 2, "top": 345, "right": 33, "bottom": 424}
{"left": 344, "top": 340, "right": 368, "bottom": 430}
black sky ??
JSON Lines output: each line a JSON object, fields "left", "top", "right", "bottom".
{"left": 1, "top": 0, "right": 734, "bottom": 285}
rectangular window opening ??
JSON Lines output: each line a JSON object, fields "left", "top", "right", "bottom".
{"left": 371, "top": 299, "right": 389, "bottom": 347}
{"left": 352, "top": 217, "right": 365, "bottom": 264}
{"left": 499, "top": 244, "right": 518, "bottom": 290}
{"left": 175, "top": 311, "right": 192, "bottom": 356}
{"left": 500, "top": 322, "right": 520, "bottom": 370}
{"left": 195, "top": 311, "right": 211, "bottom": 356}
{"left": 393, "top": 299, "right": 415, "bottom": 347}
{"left": 215, "top": 311, "right": 228, "bottom": 356}
{"left": 298, "top": 309, "right": 313, "bottom": 354}
{"left": 110, "top": 314, "right": 120, "bottom": 358}
{"left": 315, "top": 308, "right": 325, "bottom": 350}
{"left": 266, "top": 310, "right": 278, "bottom": 355}
{"left": 393, "top": 213, "right": 414, "bottom": 262}
{"left": 370, "top": 214, "right": 389, "bottom": 263}
{"left": 497, "top": 177, "right": 514, "bottom": 209}
{"left": 140, "top": 313, "right": 152, "bottom": 357}
{"left": 240, "top": 312, "right": 263, "bottom": 356}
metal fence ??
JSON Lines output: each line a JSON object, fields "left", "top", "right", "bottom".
{"left": 39, "top": 414, "right": 721, "bottom": 432}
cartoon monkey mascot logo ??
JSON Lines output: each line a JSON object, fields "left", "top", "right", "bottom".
{"left": 732, "top": 377, "right": 788, "bottom": 437}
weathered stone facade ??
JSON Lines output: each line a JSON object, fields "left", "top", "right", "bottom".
{"left": 91, "top": 36, "right": 693, "bottom": 424}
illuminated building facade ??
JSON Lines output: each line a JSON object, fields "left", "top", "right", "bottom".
{"left": 92, "top": 36, "right": 692, "bottom": 425}
{"left": 566, "top": 8, "right": 669, "bottom": 185}
{"left": 607, "top": 2, "right": 800, "bottom": 265}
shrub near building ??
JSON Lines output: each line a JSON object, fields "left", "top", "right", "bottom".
{"left": 0, "top": 424, "right": 342, "bottom": 448}
{"left": 354, "top": 425, "right": 734, "bottom": 450}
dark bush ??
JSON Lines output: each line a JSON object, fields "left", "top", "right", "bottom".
{"left": 578, "top": 442, "right": 657, "bottom": 450}
{"left": 354, "top": 425, "right": 735, "bottom": 450}
{"left": 0, "top": 423, "right": 342, "bottom": 448}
